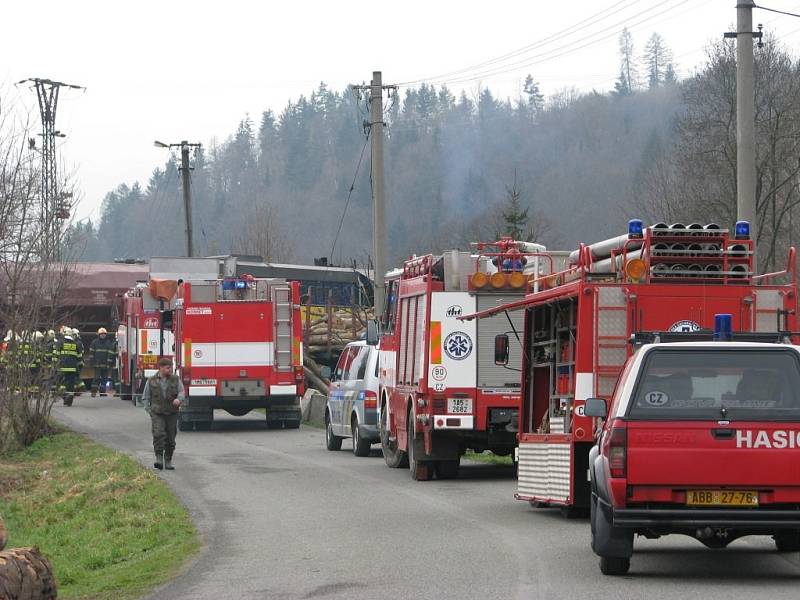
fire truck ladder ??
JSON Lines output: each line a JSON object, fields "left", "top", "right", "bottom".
{"left": 594, "top": 287, "right": 628, "bottom": 397}
{"left": 273, "top": 286, "right": 293, "bottom": 372}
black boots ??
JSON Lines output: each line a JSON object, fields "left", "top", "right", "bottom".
{"left": 165, "top": 456, "right": 174, "bottom": 470}
{"left": 154, "top": 452, "right": 164, "bottom": 470}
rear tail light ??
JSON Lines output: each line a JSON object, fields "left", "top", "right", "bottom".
{"left": 360, "top": 390, "right": 378, "bottom": 410}
{"left": 604, "top": 422, "right": 627, "bottom": 478}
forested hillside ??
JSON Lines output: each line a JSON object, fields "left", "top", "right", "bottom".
{"left": 69, "top": 36, "right": 800, "bottom": 272}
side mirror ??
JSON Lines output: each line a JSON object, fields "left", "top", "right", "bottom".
{"left": 494, "top": 333, "right": 509, "bottom": 366}
{"left": 584, "top": 397, "right": 608, "bottom": 418}
{"left": 320, "top": 366, "right": 332, "bottom": 380}
{"left": 366, "top": 320, "right": 379, "bottom": 346}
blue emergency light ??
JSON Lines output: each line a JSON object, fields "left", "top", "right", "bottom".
{"left": 222, "top": 279, "right": 248, "bottom": 291}
{"left": 714, "top": 313, "right": 733, "bottom": 341}
{"left": 628, "top": 219, "right": 644, "bottom": 239}
{"left": 734, "top": 220, "right": 750, "bottom": 239}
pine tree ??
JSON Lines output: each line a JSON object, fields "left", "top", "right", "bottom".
{"left": 618, "top": 28, "right": 637, "bottom": 93}
{"left": 523, "top": 74, "right": 544, "bottom": 114}
{"left": 642, "top": 33, "right": 673, "bottom": 89}
{"left": 501, "top": 171, "right": 533, "bottom": 241}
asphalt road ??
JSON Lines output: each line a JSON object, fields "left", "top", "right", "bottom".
{"left": 53, "top": 395, "right": 800, "bottom": 600}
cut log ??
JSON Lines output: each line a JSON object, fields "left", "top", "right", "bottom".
{"left": 303, "top": 366, "right": 329, "bottom": 395}
{"left": 0, "top": 547, "right": 57, "bottom": 600}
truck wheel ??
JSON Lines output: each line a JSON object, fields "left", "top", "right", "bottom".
{"left": 352, "top": 416, "right": 371, "bottom": 457}
{"left": 599, "top": 556, "right": 630, "bottom": 576}
{"left": 408, "top": 406, "right": 431, "bottom": 481}
{"left": 774, "top": 531, "right": 800, "bottom": 552}
{"left": 325, "top": 412, "right": 342, "bottom": 451}
{"left": 380, "top": 401, "right": 408, "bottom": 468}
{"left": 435, "top": 459, "right": 460, "bottom": 480}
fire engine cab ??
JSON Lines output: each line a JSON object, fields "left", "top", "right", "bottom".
{"left": 467, "top": 220, "right": 798, "bottom": 516}
{"left": 586, "top": 316, "right": 800, "bottom": 575}
{"left": 174, "top": 275, "right": 305, "bottom": 431}
{"left": 117, "top": 279, "right": 177, "bottom": 402}
{"left": 374, "top": 239, "right": 567, "bottom": 480}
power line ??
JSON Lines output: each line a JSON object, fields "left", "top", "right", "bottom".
{"left": 329, "top": 130, "right": 370, "bottom": 259}
{"left": 755, "top": 3, "right": 800, "bottom": 18}
{"left": 395, "top": 0, "right": 645, "bottom": 86}
{"left": 427, "top": 0, "right": 692, "bottom": 87}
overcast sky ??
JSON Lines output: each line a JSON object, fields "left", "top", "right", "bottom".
{"left": 3, "top": 0, "right": 800, "bottom": 225}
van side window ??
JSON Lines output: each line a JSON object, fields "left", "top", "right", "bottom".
{"left": 348, "top": 347, "right": 368, "bottom": 381}
{"left": 334, "top": 348, "right": 353, "bottom": 381}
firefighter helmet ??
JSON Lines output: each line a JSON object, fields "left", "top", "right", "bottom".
{"left": 33, "top": 331, "right": 44, "bottom": 341}
{"left": 98, "top": 327, "right": 108, "bottom": 335}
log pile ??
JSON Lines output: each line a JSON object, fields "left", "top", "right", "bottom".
{"left": 0, "top": 517, "right": 57, "bottom": 600}
{"left": 303, "top": 356, "right": 330, "bottom": 395}
{"left": 303, "top": 307, "right": 374, "bottom": 356}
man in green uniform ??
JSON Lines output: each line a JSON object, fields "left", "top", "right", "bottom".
{"left": 141, "top": 357, "right": 184, "bottom": 470}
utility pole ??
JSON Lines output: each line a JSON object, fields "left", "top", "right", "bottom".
{"left": 352, "top": 72, "right": 396, "bottom": 317}
{"left": 726, "top": 2, "right": 761, "bottom": 266}
{"left": 18, "top": 78, "right": 85, "bottom": 261}
{"left": 154, "top": 140, "right": 201, "bottom": 257}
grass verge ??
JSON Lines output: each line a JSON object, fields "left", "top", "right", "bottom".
{"left": 0, "top": 431, "right": 200, "bottom": 600}
{"left": 464, "top": 450, "right": 514, "bottom": 466}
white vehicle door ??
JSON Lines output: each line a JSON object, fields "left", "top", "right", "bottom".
{"left": 330, "top": 347, "right": 354, "bottom": 436}
{"left": 343, "top": 346, "right": 369, "bottom": 436}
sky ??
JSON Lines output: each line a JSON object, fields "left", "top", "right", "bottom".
{"left": 2, "top": 0, "right": 800, "bottom": 226}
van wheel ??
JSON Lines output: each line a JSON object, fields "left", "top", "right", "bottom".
{"left": 599, "top": 556, "right": 630, "bottom": 576}
{"left": 408, "top": 406, "right": 431, "bottom": 481}
{"left": 774, "top": 531, "right": 800, "bottom": 552}
{"left": 352, "top": 416, "right": 371, "bottom": 457}
{"left": 325, "top": 413, "right": 342, "bottom": 451}
{"left": 380, "top": 401, "right": 408, "bottom": 468}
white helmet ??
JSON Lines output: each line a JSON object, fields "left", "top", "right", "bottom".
{"left": 4, "top": 330, "right": 13, "bottom": 342}
{"left": 34, "top": 331, "right": 44, "bottom": 341}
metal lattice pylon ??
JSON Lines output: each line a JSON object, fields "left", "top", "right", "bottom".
{"left": 19, "top": 78, "right": 84, "bottom": 260}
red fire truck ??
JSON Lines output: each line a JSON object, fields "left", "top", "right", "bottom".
{"left": 375, "top": 239, "right": 566, "bottom": 480}
{"left": 174, "top": 274, "right": 305, "bottom": 430}
{"left": 467, "top": 220, "right": 798, "bottom": 515}
{"left": 117, "top": 279, "right": 178, "bottom": 401}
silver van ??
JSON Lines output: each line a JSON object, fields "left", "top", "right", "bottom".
{"left": 325, "top": 341, "right": 380, "bottom": 456}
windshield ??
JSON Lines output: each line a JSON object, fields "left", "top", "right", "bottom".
{"left": 628, "top": 348, "right": 800, "bottom": 421}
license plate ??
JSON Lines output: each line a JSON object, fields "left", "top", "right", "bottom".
{"left": 686, "top": 490, "right": 758, "bottom": 507}
{"left": 447, "top": 398, "right": 472, "bottom": 414}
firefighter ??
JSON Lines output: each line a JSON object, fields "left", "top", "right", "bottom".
{"left": 42, "top": 329, "right": 58, "bottom": 394}
{"left": 56, "top": 328, "right": 84, "bottom": 406}
{"left": 141, "top": 357, "right": 184, "bottom": 470}
{"left": 89, "top": 327, "right": 116, "bottom": 397}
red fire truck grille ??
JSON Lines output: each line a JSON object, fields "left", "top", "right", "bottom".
{"left": 433, "top": 398, "right": 446, "bottom": 413}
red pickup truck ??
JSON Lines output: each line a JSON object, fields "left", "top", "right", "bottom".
{"left": 587, "top": 330, "right": 800, "bottom": 575}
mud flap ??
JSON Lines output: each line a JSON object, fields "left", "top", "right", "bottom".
{"left": 592, "top": 495, "right": 633, "bottom": 558}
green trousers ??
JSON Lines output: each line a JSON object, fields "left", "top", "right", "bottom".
{"left": 151, "top": 413, "right": 178, "bottom": 457}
